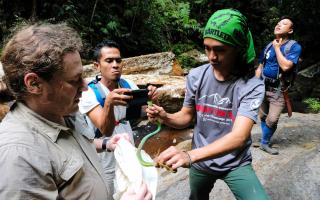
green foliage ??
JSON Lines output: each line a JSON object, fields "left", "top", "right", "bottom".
{"left": 176, "top": 54, "right": 198, "bottom": 69}
{"left": 1, "top": 0, "right": 320, "bottom": 67}
{"left": 171, "top": 43, "right": 195, "bottom": 55}
{"left": 303, "top": 98, "right": 320, "bottom": 113}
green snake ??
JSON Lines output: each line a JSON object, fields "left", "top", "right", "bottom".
{"left": 136, "top": 101, "right": 176, "bottom": 173}
{"left": 136, "top": 120, "right": 162, "bottom": 167}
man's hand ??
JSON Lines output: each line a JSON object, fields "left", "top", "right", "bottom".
{"left": 107, "top": 134, "right": 130, "bottom": 151}
{"left": 120, "top": 182, "right": 152, "bottom": 200}
{"left": 272, "top": 38, "right": 283, "bottom": 50}
{"left": 105, "top": 88, "right": 133, "bottom": 106}
{"left": 95, "top": 134, "right": 130, "bottom": 152}
{"left": 255, "top": 64, "right": 263, "bottom": 78}
{"left": 154, "top": 146, "right": 193, "bottom": 170}
{"left": 146, "top": 104, "right": 167, "bottom": 123}
{"left": 147, "top": 85, "right": 158, "bottom": 104}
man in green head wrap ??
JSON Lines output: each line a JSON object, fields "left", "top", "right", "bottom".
{"left": 147, "top": 9, "right": 268, "bottom": 200}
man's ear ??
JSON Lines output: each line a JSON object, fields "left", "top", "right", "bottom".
{"left": 288, "top": 28, "right": 293, "bottom": 34}
{"left": 24, "top": 73, "right": 42, "bottom": 94}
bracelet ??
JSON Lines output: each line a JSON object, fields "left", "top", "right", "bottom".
{"left": 102, "top": 138, "right": 107, "bottom": 150}
{"left": 183, "top": 150, "right": 192, "bottom": 167}
{"left": 102, "top": 138, "right": 111, "bottom": 152}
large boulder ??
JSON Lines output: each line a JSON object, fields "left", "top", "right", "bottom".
{"left": 83, "top": 51, "right": 187, "bottom": 114}
{"left": 291, "top": 61, "right": 320, "bottom": 98}
{"left": 85, "top": 74, "right": 186, "bottom": 114}
{"left": 83, "top": 52, "right": 184, "bottom": 78}
{"left": 122, "top": 74, "right": 186, "bottom": 113}
{"left": 289, "top": 62, "right": 320, "bottom": 112}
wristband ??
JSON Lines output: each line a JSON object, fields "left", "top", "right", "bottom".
{"left": 102, "top": 138, "right": 109, "bottom": 151}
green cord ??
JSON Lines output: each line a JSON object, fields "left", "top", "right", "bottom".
{"left": 136, "top": 101, "right": 161, "bottom": 167}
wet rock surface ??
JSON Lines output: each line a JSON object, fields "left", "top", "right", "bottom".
{"left": 141, "top": 112, "right": 320, "bottom": 200}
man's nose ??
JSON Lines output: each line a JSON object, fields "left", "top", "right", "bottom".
{"left": 112, "top": 60, "right": 120, "bottom": 67}
{"left": 207, "top": 50, "right": 217, "bottom": 61}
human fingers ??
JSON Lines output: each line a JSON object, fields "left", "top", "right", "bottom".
{"left": 147, "top": 116, "right": 157, "bottom": 123}
{"left": 144, "top": 190, "right": 152, "bottom": 200}
{"left": 155, "top": 146, "right": 178, "bottom": 166}
{"left": 107, "top": 134, "right": 126, "bottom": 150}
{"left": 146, "top": 105, "right": 160, "bottom": 117}
{"left": 108, "top": 90, "right": 131, "bottom": 105}
{"left": 165, "top": 150, "right": 191, "bottom": 169}
{"left": 147, "top": 85, "right": 158, "bottom": 99}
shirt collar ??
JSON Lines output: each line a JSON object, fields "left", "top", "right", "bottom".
{"left": 14, "top": 102, "right": 71, "bottom": 142}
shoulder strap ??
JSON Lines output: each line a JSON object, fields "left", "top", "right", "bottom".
{"left": 263, "top": 41, "right": 273, "bottom": 62}
{"left": 283, "top": 40, "right": 297, "bottom": 56}
{"left": 88, "top": 76, "right": 106, "bottom": 107}
{"left": 119, "top": 78, "right": 131, "bottom": 89}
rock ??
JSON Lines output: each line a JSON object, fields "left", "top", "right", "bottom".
{"left": 121, "top": 74, "right": 186, "bottom": 113}
{"left": 122, "top": 52, "right": 180, "bottom": 75}
{"left": 83, "top": 52, "right": 184, "bottom": 77}
{"left": 85, "top": 74, "right": 186, "bottom": 113}
{"left": 180, "top": 49, "right": 208, "bottom": 64}
{"left": 291, "top": 62, "right": 320, "bottom": 99}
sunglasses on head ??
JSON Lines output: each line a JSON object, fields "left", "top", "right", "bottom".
{"left": 105, "top": 57, "right": 122, "bottom": 63}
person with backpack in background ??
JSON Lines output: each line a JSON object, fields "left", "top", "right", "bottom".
{"left": 78, "top": 40, "right": 157, "bottom": 199}
{"left": 255, "top": 16, "right": 302, "bottom": 155}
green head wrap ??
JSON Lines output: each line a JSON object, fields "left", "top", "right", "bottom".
{"left": 203, "top": 9, "right": 255, "bottom": 64}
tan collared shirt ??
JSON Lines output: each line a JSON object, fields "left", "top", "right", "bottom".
{"left": 0, "top": 102, "right": 110, "bottom": 199}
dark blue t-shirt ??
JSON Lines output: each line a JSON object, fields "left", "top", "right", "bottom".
{"left": 259, "top": 41, "right": 302, "bottom": 79}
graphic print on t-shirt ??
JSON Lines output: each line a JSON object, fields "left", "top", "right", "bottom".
{"left": 196, "top": 93, "right": 234, "bottom": 126}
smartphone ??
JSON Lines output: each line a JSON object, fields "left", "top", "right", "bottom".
{"left": 124, "top": 89, "right": 148, "bottom": 106}
{"left": 124, "top": 89, "right": 149, "bottom": 120}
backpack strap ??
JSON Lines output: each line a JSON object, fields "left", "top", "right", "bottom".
{"left": 87, "top": 76, "right": 131, "bottom": 138}
{"left": 263, "top": 41, "right": 273, "bottom": 64}
{"left": 118, "top": 78, "right": 131, "bottom": 89}
{"left": 280, "top": 40, "right": 299, "bottom": 89}
{"left": 284, "top": 40, "right": 297, "bottom": 56}
{"left": 87, "top": 76, "right": 105, "bottom": 138}
{"left": 88, "top": 75, "right": 106, "bottom": 107}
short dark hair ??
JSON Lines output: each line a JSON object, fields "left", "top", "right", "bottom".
{"left": 0, "top": 23, "right": 82, "bottom": 100}
{"left": 93, "top": 40, "right": 120, "bottom": 62}
{"left": 280, "top": 16, "right": 294, "bottom": 29}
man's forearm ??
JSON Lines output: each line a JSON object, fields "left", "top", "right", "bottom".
{"left": 188, "top": 116, "right": 253, "bottom": 163}
{"left": 161, "top": 108, "right": 194, "bottom": 129}
{"left": 99, "top": 102, "right": 116, "bottom": 136}
{"left": 255, "top": 64, "right": 263, "bottom": 78}
{"left": 275, "top": 47, "right": 293, "bottom": 72}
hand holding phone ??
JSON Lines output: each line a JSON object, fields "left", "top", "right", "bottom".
{"left": 124, "top": 89, "right": 148, "bottom": 106}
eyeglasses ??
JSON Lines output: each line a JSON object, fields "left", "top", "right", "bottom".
{"left": 105, "top": 57, "right": 122, "bottom": 64}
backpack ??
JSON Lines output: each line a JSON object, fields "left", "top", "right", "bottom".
{"left": 88, "top": 75, "right": 131, "bottom": 107}
{"left": 87, "top": 75, "right": 131, "bottom": 137}
{"left": 263, "top": 39, "right": 299, "bottom": 87}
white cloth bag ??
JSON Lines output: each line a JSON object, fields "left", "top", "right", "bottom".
{"left": 113, "top": 138, "right": 158, "bottom": 200}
